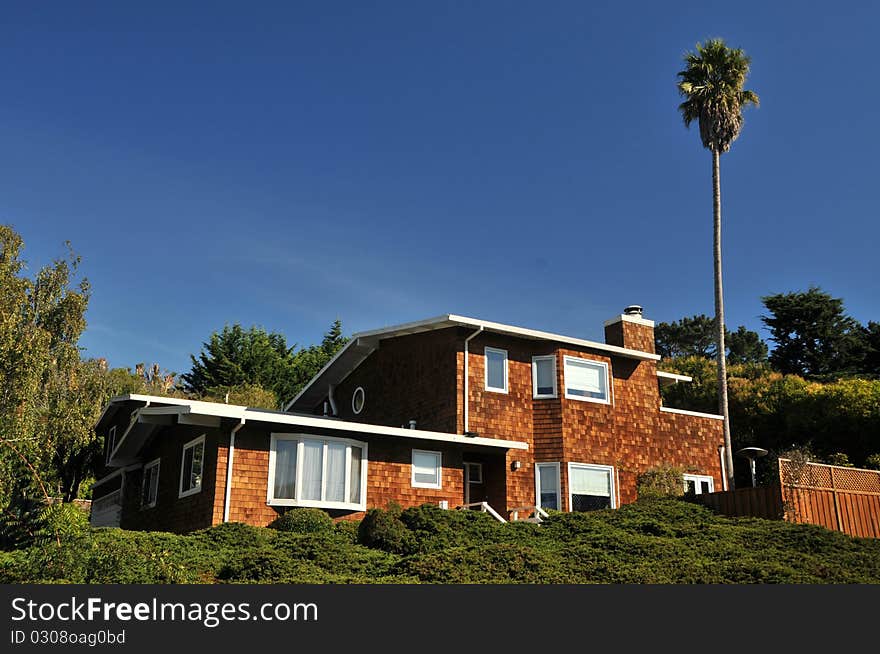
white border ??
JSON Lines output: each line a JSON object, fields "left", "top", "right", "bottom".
{"left": 535, "top": 462, "right": 561, "bottom": 511}
{"left": 178, "top": 434, "right": 205, "bottom": 499}
{"left": 411, "top": 449, "right": 442, "bottom": 489}
{"left": 141, "top": 458, "right": 161, "bottom": 509}
{"left": 266, "top": 433, "right": 368, "bottom": 511}
{"left": 563, "top": 356, "right": 612, "bottom": 405}
{"left": 683, "top": 473, "right": 715, "bottom": 495}
{"left": 659, "top": 406, "right": 724, "bottom": 421}
{"left": 352, "top": 386, "right": 365, "bottom": 414}
{"left": 531, "top": 355, "right": 557, "bottom": 399}
{"left": 567, "top": 462, "right": 616, "bottom": 511}
{"left": 484, "top": 346, "right": 508, "bottom": 394}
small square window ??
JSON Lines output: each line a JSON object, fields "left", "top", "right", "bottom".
{"left": 532, "top": 355, "right": 557, "bottom": 398}
{"left": 141, "top": 459, "right": 160, "bottom": 509}
{"left": 484, "top": 347, "right": 508, "bottom": 393}
{"left": 563, "top": 356, "right": 610, "bottom": 404}
{"left": 465, "top": 462, "right": 483, "bottom": 484}
{"left": 412, "top": 449, "right": 442, "bottom": 489}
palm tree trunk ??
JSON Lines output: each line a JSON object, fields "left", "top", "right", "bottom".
{"left": 713, "top": 149, "right": 735, "bottom": 490}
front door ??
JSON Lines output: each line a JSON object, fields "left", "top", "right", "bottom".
{"left": 463, "top": 461, "right": 486, "bottom": 505}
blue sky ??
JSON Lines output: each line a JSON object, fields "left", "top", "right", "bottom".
{"left": 3, "top": 1, "right": 878, "bottom": 375}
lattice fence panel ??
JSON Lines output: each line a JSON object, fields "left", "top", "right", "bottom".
{"left": 779, "top": 459, "right": 880, "bottom": 491}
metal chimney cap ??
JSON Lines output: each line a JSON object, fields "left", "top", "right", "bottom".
{"left": 623, "top": 305, "right": 643, "bottom": 316}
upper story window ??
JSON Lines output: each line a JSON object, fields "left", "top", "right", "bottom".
{"left": 141, "top": 459, "right": 160, "bottom": 509}
{"left": 179, "top": 434, "right": 205, "bottom": 498}
{"left": 268, "top": 434, "right": 367, "bottom": 511}
{"left": 105, "top": 426, "right": 117, "bottom": 464}
{"left": 532, "top": 355, "right": 557, "bottom": 398}
{"left": 485, "top": 347, "right": 508, "bottom": 393}
{"left": 563, "top": 356, "right": 610, "bottom": 404}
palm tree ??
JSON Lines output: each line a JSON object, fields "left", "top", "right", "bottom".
{"left": 677, "top": 39, "right": 758, "bottom": 491}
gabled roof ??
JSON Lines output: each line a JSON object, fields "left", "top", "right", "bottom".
{"left": 285, "top": 313, "right": 661, "bottom": 411}
{"left": 105, "top": 394, "right": 527, "bottom": 466}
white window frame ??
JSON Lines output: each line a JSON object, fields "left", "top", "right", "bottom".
{"left": 105, "top": 426, "right": 117, "bottom": 464}
{"left": 532, "top": 355, "right": 557, "bottom": 399}
{"left": 683, "top": 473, "right": 715, "bottom": 495}
{"left": 178, "top": 434, "right": 206, "bottom": 499}
{"left": 484, "top": 346, "right": 508, "bottom": 394}
{"left": 464, "top": 462, "right": 483, "bottom": 484}
{"left": 141, "top": 458, "right": 161, "bottom": 509}
{"left": 267, "top": 433, "right": 368, "bottom": 511}
{"left": 535, "top": 462, "right": 561, "bottom": 511}
{"left": 567, "top": 462, "right": 616, "bottom": 511}
{"left": 352, "top": 386, "right": 365, "bottom": 414}
{"left": 411, "top": 449, "right": 443, "bottom": 489}
{"left": 563, "top": 356, "right": 611, "bottom": 405}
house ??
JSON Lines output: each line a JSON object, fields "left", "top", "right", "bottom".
{"left": 90, "top": 308, "right": 725, "bottom": 532}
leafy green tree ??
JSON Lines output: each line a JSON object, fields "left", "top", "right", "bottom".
{"left": 761, "top": 287, "right": 866, "bottom": 379}
{"left": 863, "top": 321, "right": 880, "bottom": 378}
{"left": 727, "top": 325, "right": 769, "bottom": 364}
{"left": 655, "top": 315, "right": 717, "bottom": 359}
{"left": 183, "top": 319, "right": 349, "bottom": 408}
{"left": 678, "top": 38, "right": 759, "bottom": 490}
{"left": 0, "top": 225, "right": 90, "bottom": 508}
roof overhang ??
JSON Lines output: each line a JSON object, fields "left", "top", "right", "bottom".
{"left": 286, "top": 313, "right": 661, "bottom": 411}
{"left": 107, "top": 396, "right": 527, "bottom": 466}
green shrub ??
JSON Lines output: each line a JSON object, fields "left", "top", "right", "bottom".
{"left": 357, "top": 506, "right": 414, "bottom": 554}
{"left": 218, "top": 550, "right": 333, "bottom": 583}
{"left": 268, "top": 508, "right": 333, "bottom": 534}
{"left": 334, "top": 519, "right": 360, "bottom": 543}
{"left": 637, "top": 465, "right": 685, "bottom": 499}
{"left": 194, "top": 521, "right": 271, "bottom": 549}
{"left": 865, "top": 453, "right": 880, "bottom": 471}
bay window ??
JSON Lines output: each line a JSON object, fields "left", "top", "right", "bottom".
{"left": 268, "top": 434, "right": 368, "bottom": 510}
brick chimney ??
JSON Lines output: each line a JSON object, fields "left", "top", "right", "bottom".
{"left": 604, "top": 305, "right": 655, "bottom": 354}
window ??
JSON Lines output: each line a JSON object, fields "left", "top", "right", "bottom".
{"left": 105, "top": 426, "right": 117, "bottom": 464}
{"left": 464, "top": 462, "right": 483, "bottom": 484}
{"left": 568, "top": 463, "right": 615, "bottom": 511}
{"left": 563, "top": 356, "right": 610, "bottom": 404}
{"left": 179, "top": 435, "right": 205, "bottom": 498}
{"left": 352, "top": 387, "right": 365, "bottom": 414}
{"left": 683, "top": 474, "right": 714, "bottom": 495}
{"left": 412, "top": 449, "right": 442, "bottom": 489}
{"left": 267, "top": 434, "right": 367, "bottom": 510}
{"left": 535, "top": 463, "right": 561, "bottom": 511}
{"left": 141, "top": 459, "right": 160, "bottom": 509}
{"left": 532, "top": 355, "right": 557, "bottom": 398}
{"left": 484, "top": 347, "right": 508, "bottom": 393}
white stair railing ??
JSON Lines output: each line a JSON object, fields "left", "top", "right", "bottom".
{"left": 508, "top": 505, "right": 550, "bottom": 523}
{"left": 458, "top": 501, "right": 507, "bottom": 523}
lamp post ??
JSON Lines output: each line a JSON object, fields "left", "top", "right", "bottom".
{"left": 736, "top": 447, "right": 769, "bottom": 488}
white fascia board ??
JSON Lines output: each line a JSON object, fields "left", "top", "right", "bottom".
{"left": 660, "top": 406, "right": 724, "bottom": 421}
{"left": 656, "top": 371, "right": 694, "bottom": 386}
{"left": 444, "top": 315, "right": 660, "bottom": 361}
{"left": 136, "top": 403, "right": 528, "bottom": 450}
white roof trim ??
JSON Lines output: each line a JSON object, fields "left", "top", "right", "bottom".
{"left": 656, "top": 370, "right": 693, "bottom": 386}
{"left": 109, "top": 395, "right": 528, "bottom": 456}
{"left": 285, "top": 313, "right": 660, "bottom": 411}
{"left": 659, "top": 406, "right": 724, "bottom": 421}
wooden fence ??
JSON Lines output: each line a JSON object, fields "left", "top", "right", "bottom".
{"left": 695, "top": 459, "right": 880, "bottom": 539}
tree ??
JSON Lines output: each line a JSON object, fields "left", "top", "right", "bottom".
{"left": 862, "top": 321, "right": 880, "bottom": 378}
{"left": 182, "top": 319, "right": 349, "bottom": 408}
{"left": 678, "top": 38, "right": 759, "bottom": 490}
{"left": 655, "top": 314, "right": 717, "bottom": 359}
{"left": 727, "top": 325, "right": 768, "bottom": 364}
{"left": 0, "top": 225, "right": 90, "bottom": 507}
{"left": 656, "top": 315, "right": 767, "bottom": 363}
{"left": 761, "top": 287, "right": 866, "bottom": 379}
